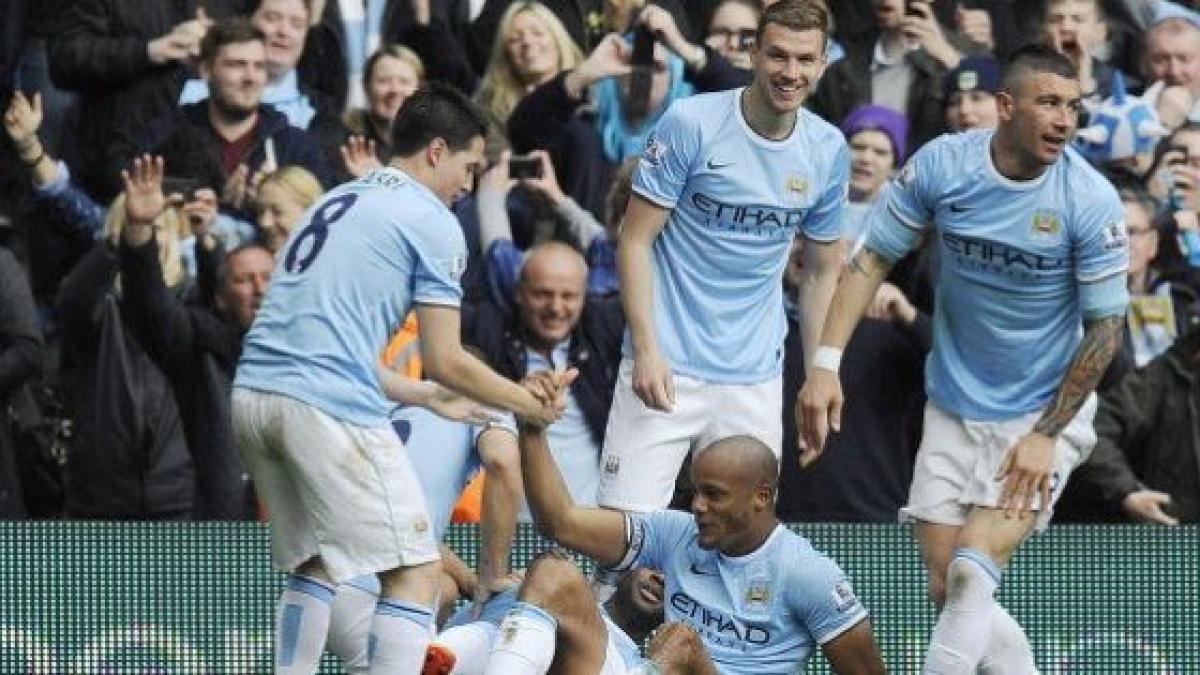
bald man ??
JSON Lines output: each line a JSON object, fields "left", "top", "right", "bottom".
{"left": 464, "top": 241, "right": 626, "bottom": 514}
{"left": 492, "top": 387, "right": 886, "bottom": 674}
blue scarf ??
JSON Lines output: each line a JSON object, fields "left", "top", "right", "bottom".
{"left": 593, "top": 52, "right": 693, "bottom": 163}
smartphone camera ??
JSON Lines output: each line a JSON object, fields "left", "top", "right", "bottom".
{"left": 162, "top": 175, "right": 203, "bottom": 203}
{"left": 508, "top": 155, "right": 543, "bottom": 180}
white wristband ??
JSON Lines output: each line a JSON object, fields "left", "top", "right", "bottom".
{"left": 812, "top": 346, "right": 843, "bottom": 374}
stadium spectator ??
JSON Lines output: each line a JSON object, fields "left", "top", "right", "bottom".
{"left": 343, "top": 45, "right": 425, "bottom": 168}
{"left": 476, "top": 149, "right": 625, "bottom": 305}
{"left": 232, "top": 84, "right": 563, "bottom": 673}
{"left": 599, "top": 0, "right": 846, "bottom": 523}
{"left": 463, "top": 240, "right": 625, "bottom": 514}
{"left": 802, "top": 44, "right": 1129, "bottom": 672}
{"left": 255, "top": 166, "right": 323, "bottom": 253}
{"left": 468, "top": 0, "right": 695, "bottom": 64}
{"left": 1068, "top": 324, "right": 1200, "bottom": 525}
{"left": 840, "top": 104, "right": 909, "bottom": 250}
{"left": 0, "top": 247, "right": 43, "bottom": 520}
{"left": 179, "top": 1, "right": 349, "bottom": 176}
{"left": 118, "top": 155, "right": 275, "bottom": 521}
{"left": 508, "top": 7, "right": 746, "bottom": 221}
{"left": 506, "top": 398, "right": 886, "bottom": 673}
{"left": 944, "top": 55, "right": 1002, "bottom": 132}
{"left": 704, "top": 0, "right": 763, "bottom": 71}
{"left": 48, "top": 0, "right": 240, "bottom": 201}
{"left": 809, "top": 0, "right": 981, "bottom": 152}
{"left": 56, "top": 187, "right": 193, "bottom": 520}
{"left": 780, "top": 237, "right": 930, "bottom": 523}
{"left": 116, "top": 18, "right": 334, "bottom": 219}
{"left": 1144, "top": 16, "right": 1200, "bottom": 111}
{"left": 1042, "top": 0, "right": 1115, "bottom": 101}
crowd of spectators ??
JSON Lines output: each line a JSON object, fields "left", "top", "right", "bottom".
{"left": 1, "top": 0, "right": 1198, "bottom": 527}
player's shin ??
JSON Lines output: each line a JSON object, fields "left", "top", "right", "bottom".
{"left": 327, "top": 575, "right": 381, "bottom": 674}
{"left": 368, "top": 598, "right": 436, "bottom": 674}
{"left": 922, "top": 548, "right": 1002, "bottom": 674}
{"left": 275, "top": 574, "right": 336, "bottom": 674}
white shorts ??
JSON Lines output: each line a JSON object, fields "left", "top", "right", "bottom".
{"left": 901, "top": 396, "right": 1098, "bottom": 532}
{"left": 598, "top": 358, "right": 783, "bottom": 512}
{"left": 232, "top": 388, "right": 439, "bottom": 583}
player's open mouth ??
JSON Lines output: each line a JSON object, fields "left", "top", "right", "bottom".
{"left": 639, "top": 583, "right": 663, "bottom": 605}
{"left": 1042, "top": 135, "right": 1066, "bottom": 151}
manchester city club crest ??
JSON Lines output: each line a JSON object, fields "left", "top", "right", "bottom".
{"left": 787, "top": 175, "right": 808, "bottom": 194}
{"left": 1031, "top": 209, "right": 1062, "bottom": 239}
{"left": 744, "top": 581, "right": 772, "bottom": 608}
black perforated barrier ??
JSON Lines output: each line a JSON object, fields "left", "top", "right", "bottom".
{"left": 0, "top": 522, "right": 1195, "bottom": 672}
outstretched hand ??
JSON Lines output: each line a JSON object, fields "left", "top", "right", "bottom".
{"left": 340, "top": 135, "right": 382, "bottom": 178}
{"left": 3, "top": 91, "right": 43, "bottom": 147}
{"left": 519, "top": 368, "right": 579, "bottom": 428}
{"left": 122, "top": 155, "right": 168, "bottom": 228}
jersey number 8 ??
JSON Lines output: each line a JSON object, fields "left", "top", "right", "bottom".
{"left": 284, "top": 193, "right": 360, "bottom": 274}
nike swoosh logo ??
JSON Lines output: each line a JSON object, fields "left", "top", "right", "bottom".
{"left": 690, "top": 563, "right": 718, "bottom": 576}
{"left": 949, "top": 203, "right": 972, "bottom": 213}
{"left": 707, "top": 159, "right": 732, "bottom": 170}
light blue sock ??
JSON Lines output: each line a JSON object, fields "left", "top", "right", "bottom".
{"left": 276, "top": 574, "right": 335, "bottom": 674}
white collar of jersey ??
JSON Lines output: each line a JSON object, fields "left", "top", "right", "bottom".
{"left": 718, "top": 523, "right": 785, "bottom": 566}
{"left": 734, "top": 88, "right": 800, "bottom": 149}
{"left": 983, "top": 132, "right": 1052, "bottom": 192}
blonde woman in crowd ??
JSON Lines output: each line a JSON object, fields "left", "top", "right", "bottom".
{"left": 255, "top": 166, "right": 324, "bottom": 253}
{"left": 475, "top": 2, "right": 583, "bottom": 148}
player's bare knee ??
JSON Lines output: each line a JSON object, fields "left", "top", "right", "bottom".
{"left": 928, "top": 576, "right": 947, "bottom": 611}
{"left": 379, "top": 559, "right": 442, "bottom": 602}
{"left": 517, "top": 551, "right": 588, "bottom": 614}
{"left": 294, "top": 556, "right": 331, "bottom": 583}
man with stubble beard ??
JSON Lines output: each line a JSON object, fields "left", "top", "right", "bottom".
{"left": 112, "top": 18, "right": 333, "bottom": 214}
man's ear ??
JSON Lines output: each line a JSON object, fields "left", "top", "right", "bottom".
{"left": 199, "top": 60, "right": 212, "bottom": 81}
{"left": 426, "top": 137, "right": 448, "bottom": 167}
{"left": 996, "top": 90, "right": 1016, "bottom": 122}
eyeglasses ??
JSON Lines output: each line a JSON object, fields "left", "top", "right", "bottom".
{"left": 706, "top": 28, "right": 757, "bottom": 51}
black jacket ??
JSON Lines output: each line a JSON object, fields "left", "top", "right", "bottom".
{"left": 464, "top": 296, "right": 624, "bottom": 446}
{"left": 116, "top": 102, "right": 336, "bottom": 194}
{"left": 48, "top": 0, "right": 242, "bottom": 201}
{"left": 808, "top": 29, "right": 979, "bottom": 154}
{"left": 1069, "top": 328, "right": 1200, "bottom": 524}
{"left": 56, "top": 244, "right": 194, "bottom": 519}
{"left": 120, "top": 238, "right": 253, "bottom": 520}
{"left": 0, "top": 248, "right": 43, "bottom": 519}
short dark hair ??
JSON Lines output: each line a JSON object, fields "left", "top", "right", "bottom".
{"left": 200, "top": 18, "right": 265, "bottom": 65}
{"left": 1103, "top": 168, "right": 1155, "bottom": 214}
{"left": 757, "top": 0, "right": 830, "bottom": 43}
{"left": 1001, "top": 42, "right": 1078, "bottom": 93}
{"left": 389, "top": 82, "right": 488, "bottom": 157}
{"left": 216, "top": 242, "right": 274, "bottom": 292}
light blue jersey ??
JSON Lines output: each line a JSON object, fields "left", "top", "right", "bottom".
{"left": 630, "top": 88, "right": 850, "bottom": 384}
{"left": 866, "top": 130, "right": 1129, "bottom": 420}
{"left": 393, "top": 405, "right": 515, "bottom": 541}
{"left": 236, "top": 168, "right": 467, "bottom": 426}
{"left": 615, "top": 510, "right": 867, "bottom": 673}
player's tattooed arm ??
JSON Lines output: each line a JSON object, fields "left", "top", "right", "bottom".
{"left": 1033, "top": 314, "right": 1124, "bottom": 437}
